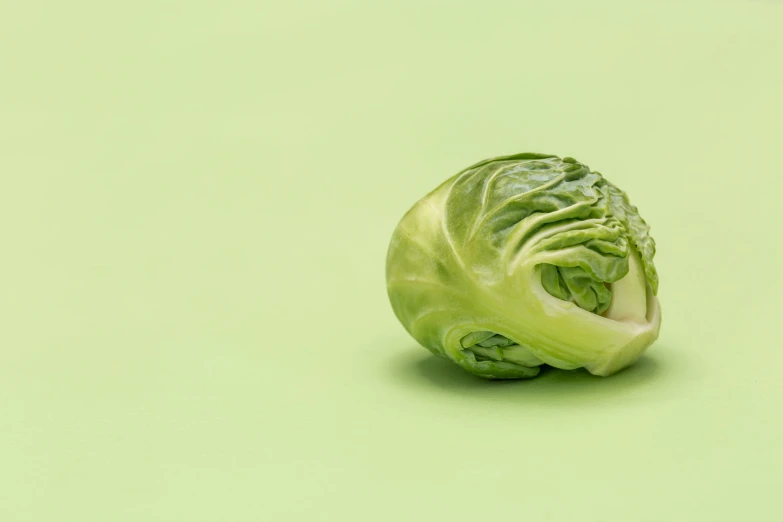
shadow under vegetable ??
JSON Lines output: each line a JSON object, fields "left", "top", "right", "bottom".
{"left": 389, "top": 345, "right": 664, "bottom": 405}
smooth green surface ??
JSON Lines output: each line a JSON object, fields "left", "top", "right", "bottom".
{"left": 1, "top": 1, "right": 781, "bottom": 521}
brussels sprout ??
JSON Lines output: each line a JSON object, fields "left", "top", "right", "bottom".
{"left": 386, "top": 153, "right": 661, "bottom": 379}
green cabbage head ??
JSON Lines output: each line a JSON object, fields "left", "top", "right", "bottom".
{"left": 386, "top": 152, "right": 661, "bottom": 379}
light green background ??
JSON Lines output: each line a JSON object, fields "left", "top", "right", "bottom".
{"left": 1, "top": 1, "right": 781, "bottom": 521}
